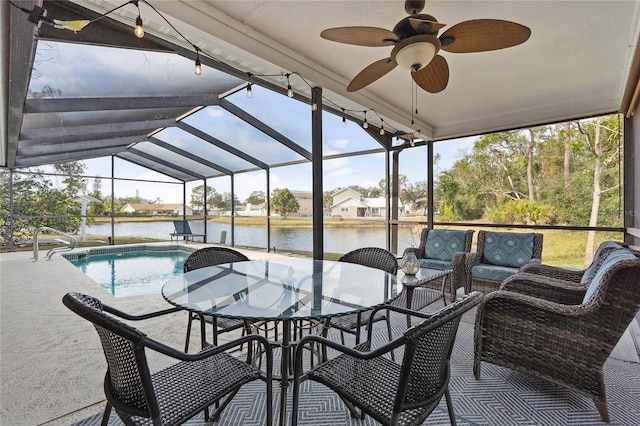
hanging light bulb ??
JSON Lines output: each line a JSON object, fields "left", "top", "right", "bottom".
{"left": 380, "top": 123, "right": 385, "bottom": 135}
{"left": 134, "top": 15, "right": 144, "bottom": 38}
{"left": 246, "top": 83, "right": 253, "bottom": 98}
{"left": 194, "top": 52, "right": 202, "bottom": 75}
{"left": 286, "top": 74, "right": 294, "bottom": 97}
{"left": 341, "top": 109, "right": 347, "bottom": 127}
{"left": 362, "top": 111, "right": 368, "bottom": 129}
{"left": 312, "top": 102, "right": 318, "bottom": 111}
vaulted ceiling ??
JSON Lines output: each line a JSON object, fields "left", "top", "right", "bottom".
{"left": 3, "top": 0, "right": 640, "bottom": 176}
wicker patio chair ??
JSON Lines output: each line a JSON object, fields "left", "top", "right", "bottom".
{"left": 403, "top": 228, "right": 474, "bottom": 298}
{"left": 474, "top": 248, "right": 640, "bottom": 423}
{"left": 329, "top": 247, "right": 398, "bottom": 345}
{"left": 519, "top": 240, "right": 626, "bottom": 283}
{"left": 62, "top": 292, "right": 273, "bottom": 426}
{"left": 292, "top": 291, "right": 483, "bottom": 426}
{"left": 183, "top": 246, "right": 249, "bottom": 351}
{"left": 462, "top": 230, "right": 543, "bottom": 294}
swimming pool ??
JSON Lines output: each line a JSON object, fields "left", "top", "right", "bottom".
{"left": 64, "top": 245, "right": 194, "bottom": 298}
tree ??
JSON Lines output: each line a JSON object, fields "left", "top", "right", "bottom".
{"left": 323, "top": 190, "right": 334, "bottom": 208}
{"left": 402, "top": 180, "right": 429, "bottom": 215}
{"left": 577, "top": 116, "right": 622, "bottom": 264}
{"left": 219, "top": 192, "right": 240, "bottom": 210}
{"left": 190, "top": 185, "right": 222, "bottom": 212}
{"left": 0, "top": 169, "right": 81, "bottom": 243}
{"left": 245, "top": 191, "right": 266, "bottom": 205}
{"left": 88, "top": 176, "right": 105, "bottom": 216}
{"left": 270, "top": 188, "right": 299, "bottom": 218}
{"left": 54, "top": 161, "right": 87, "bottom": 197}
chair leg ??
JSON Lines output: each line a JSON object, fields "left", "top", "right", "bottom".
{"left": 100, "top": 402, "right": 112, "bottom": 426}
{"left": 211, "top": 315, "right": 218, "bottom": 346}
{"left": 200, "top": 314, "right": 208, "bottom": 348}
{"left": 291, "top": 377, "right": 300, "bottom": 426}
{"left": 385, "top": 316, "right": 395, "bottom": 361}
{"left": 473, "top": 358, "right": 481, "bottom": 379}
{"left": 593, "top": 395, "right": 610, "bottom": 423}
{"left": 444, "top": 386, "right": 457, "bottom": 426}
{"left": 184, "top": 314, "right": 194, "bottom": 352}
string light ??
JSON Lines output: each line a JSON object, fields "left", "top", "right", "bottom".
{"left": 246, "top": 73, "right": 253, "bottom": 98}
{"left": 194, "top": 47, "right": 202, "bottom": 75}
{"left": 286, "top": 74, "right": 294, "bottom": 97}
{"left": 10, "top": 0, "right": 418, "bottom": 138}
{"left": 133, "top": 2, "right": 144, "bottom": 38}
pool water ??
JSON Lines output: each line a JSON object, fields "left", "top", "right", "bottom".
{"left": 68, "top": 250, "right": 191, "bottom": 298}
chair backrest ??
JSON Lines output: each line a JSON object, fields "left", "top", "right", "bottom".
{"left": 62, "top": 292, "right": 156, "bottom": 419}
{"left": 421, "top": 229, "right": 474, "bottom": 261}
{"left": 394, "top": 291, "right": 483, "bottom": 415}
{"left": 477, "top": 230, "right": 543, "bottom": 267}
{"left": 173, "top": 220, "right": 191, "bottom": 234}
{"left": 338, "top": 247, "right": 398, "bottom": 274}
{"left": 580, "top": 241, "right": 626, "bottom": 284}
{"left": 183, "top": 246, "right": 249, "bottom": 272}
{"left": 578, "top": 249, "right": 640, "bottom": 362}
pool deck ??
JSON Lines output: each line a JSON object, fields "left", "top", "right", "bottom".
{"left": 1, "top": 242, "right": 639, "bottom": 425}
{"left": 0, "top": 242, "right": 296, "bottom": 426}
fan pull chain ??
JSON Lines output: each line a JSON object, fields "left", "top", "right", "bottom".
{"left": 411, "top": 79, "right": 415, "bottom": 126}
{"left": 415, "top": 82, "right": 419, "bottom": 117}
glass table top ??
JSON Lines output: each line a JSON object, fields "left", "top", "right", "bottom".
{"left": 162, "top": 258, "right": 402, "bottom": 321}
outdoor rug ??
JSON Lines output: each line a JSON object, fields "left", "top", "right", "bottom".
{"left": 71, "top": 301, "right": 640, "bottom": 426}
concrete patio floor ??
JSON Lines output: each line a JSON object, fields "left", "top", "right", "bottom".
{"left": 1, "top": 243, "right": 639, "bottom": 425}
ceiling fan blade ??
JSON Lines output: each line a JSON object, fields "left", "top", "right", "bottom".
{"left": 408, "top": 17, "right": 446, "bottom": 34}
{"left": 439, "top": 19, "right": 531, "bottom": 53}
{"left": 347, "top": 58, "right": 398, "bottom": 92}
{"left": 412, "top": 55, "right": 449, "bottom": 93}
{"left": 321, "top": 27, "right": 398, "bottom": 47}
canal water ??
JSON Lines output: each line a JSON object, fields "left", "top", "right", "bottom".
{"left": 86, "top": 221, "right": 423, "bottom": 254}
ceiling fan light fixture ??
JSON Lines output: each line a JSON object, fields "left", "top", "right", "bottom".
{"left": 395, "top": 41, "right": 436, "bottom": 71}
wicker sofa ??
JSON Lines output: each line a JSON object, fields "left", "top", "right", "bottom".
{"left": 403, "top": 228, "right": 474, "bottom": 298}
{"left": 462, "top": 230, "right": 543, "bottom": 294}
{"left": 474, "top": 246, "right": 640, "bottom": 423}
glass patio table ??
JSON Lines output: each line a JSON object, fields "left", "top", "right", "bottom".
{"left": 162, "top": 258, "right": 402, "bottom": 425}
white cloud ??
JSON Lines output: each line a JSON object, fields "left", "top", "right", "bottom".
{"left": 326, "top": 168, "right": 353, "bottom": 178}
{"left": 328, "top": 138, "right": 349, "bottom": 149}
{"left": 324, "top": 157, "right": 349, "bottom": 170}
{"left": 206, "top": 109, "right": 224, "bottom": 118}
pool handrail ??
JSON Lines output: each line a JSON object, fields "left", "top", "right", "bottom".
{"left": 33, "top": 226, "right": 77, "bottom": 261}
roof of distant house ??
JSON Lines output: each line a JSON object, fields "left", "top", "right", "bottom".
{"left": 123, "top": 203, "right": 185, "bottom": 211}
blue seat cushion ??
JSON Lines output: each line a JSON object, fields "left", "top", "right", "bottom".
{"left": 419, "top": 258, "right": 452, "bottom": 270}
{"left": 580, "top": 241, "right": 624, "bottom": 285}
{"left": 582, "top": 249, "right": 637, "bottom": 304}
{"left": 472, "top": 264, "right": 519, "bottom": 283}
{"left": 424, "top": 230, "right": 466, "bottom": 262}
{"left": 481, "top": 232, "right": 535, "bottom": 268}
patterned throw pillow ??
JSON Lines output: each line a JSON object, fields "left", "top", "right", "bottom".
{"left": 481, "top": 231, "right": 535, "bottom": 268}
{"left": 424, "top": 230, "right": 466, "bottom": 261}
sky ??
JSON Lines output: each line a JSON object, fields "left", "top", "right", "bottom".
{"left": 74, "top": 134, "right": 476, "bottom": 204}
{"left": 31, "top": 40, "right": 477, "bottom": 204}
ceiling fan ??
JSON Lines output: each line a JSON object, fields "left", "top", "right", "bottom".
{"left": 320, "top": 0, "right": 531, "bottom": 93}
